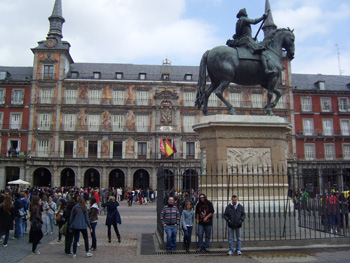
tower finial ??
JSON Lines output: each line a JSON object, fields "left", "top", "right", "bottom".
{"left": 262, "top": 0, "right": 277, "bottom": 37}
{"left": 48, "top": 0, "right": 65, "bottom": 39}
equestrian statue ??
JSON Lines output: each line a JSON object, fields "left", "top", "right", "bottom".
{"left": 195, "top": 8, "right": 295, "bottom": 116}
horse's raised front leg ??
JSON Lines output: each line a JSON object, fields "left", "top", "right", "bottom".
{"left": 215, "top": 80, "right": 236, "bottom": 115}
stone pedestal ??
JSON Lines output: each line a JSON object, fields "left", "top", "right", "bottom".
{"left": 193, "top": 115, "right": 291, "bottom": 201}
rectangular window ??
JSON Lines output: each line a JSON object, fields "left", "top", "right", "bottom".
{"left": 324, "top": 144, "right": 335, "bottom": 160}
{"left": 208, "top": 93, "right": 218, "bottom": 107}
{"left": 112, "top": 115, "right": 125, "bottom": 132}
{"left": 136, "top": 115, "right": 149, "bottom": 132}
{"left": 322, "top": 119, "right": 333, "bottom": 136}
{"left": 229, "top": 93, "right": 242, "bottom": 108}
{"left": 37, "top": 140, "right": 49, "bottom": 157}
{"left": 88, "top": 115, "right": 100, "bottom": 131}
{"left": 71, "top": 72, "right": 79, "bottom": 79}
{"left": 113, "top": 141, "right": 123, "bottom": 158}
{"left": 139, "top": 73, "right": 146, "bottom": 80}
{"left": 343, "top": 144, "right": 350, "bottom": 160}
{"left": 251, "top": 94, "right": 263, "bottom": 108}
{"left": 301, "top": 97, "right": 312, "bottom": 112}
{"left": 136, "top": 91, "right": 149, "bottom": 105}
{"left": 138, "top": 142, "right": 147, "bottom": 159}
{"left": 339, "top": 98, "right": 349, "bottom": 112}
{"left": 11, "top": 89, "right": 24, "bottom": 104}
{"left": 88, "top": 141, "right": 98, "bottom": 158}
{"left": 38, "top": 113, "right": 52, "bottom": 131}
{"left": 112, "top": 90, "right": 125, "bottom": 105}
{"left": 88, "top": 90, "right": 101, "bottom": 104}
{"left": 0, "top": 71, "right": 7, "bottom": 80}
{"left": 183, "top": 92, "right": 195, "bottom": 107}
{"left": 0, "top": 112, "right": 3, "bottom": 129}
{"left": 39, "top": 89, "right": 52, "bottom": 104}
{"left": 43, "top": 65, "right": 54, "bottom": 79}
{"left": 186, "top": 142, "right": 195, "bottom": 159}
{"left": 321, "top": 97, "right": 332, "bottom": 112}
{"left": 64, "top": 141, "right": 74, "bottom": 158}
{"left": 63, "top": 114, "right": 76, "bottom": 131}
{"left": 340, "top": 119, "right": 350, "bottom": 135}
{"left": 185, "top": 74, "right": 192, "bottom": 81}
{"left": 303, "top": 119, "right": 314, "bottom": 136}
{"left": 0, "top": 89, "right": 5, "bottom": 104}
{"left": 64, "top": 89, "right": 78, "bottom": 104}
{"left": 10, "top": 113, "right": 21, "bottom": 130}
{"left": 162, "top": 74, "right": 169, "bottom": 80}
{"left": 93, "top": 72, "right": 101, "bottom": 79}
{"left": 304, "top": 144, "right": 315, "bottom": 160}
{"left": 183, "top": 116, "right": 195, "bottom": 132}
{"left": 116, "top": 72, "right": 123, "bottom": 80}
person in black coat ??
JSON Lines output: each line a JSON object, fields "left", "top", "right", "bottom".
{"left": 224, "top": 195, "right": 245, "bottom": 256}
{"left": 29, "top": 196, "right": 44, "bottom": 255}
{"left": 0, "top": 195, "right": 15, "bottom": 247}
{"left": 102, "top": 195, "right": 122, "bottom": 243}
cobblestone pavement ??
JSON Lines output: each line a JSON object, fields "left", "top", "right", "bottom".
{"left": 1, "top": 201, "right": 350, "bottom": 263}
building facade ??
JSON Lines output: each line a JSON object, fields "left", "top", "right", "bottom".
{"left": 292, "top": 74, "right": 350, "bottom": 192}
{"left": 1, "top": 0, "right": 299, "bottom": 190}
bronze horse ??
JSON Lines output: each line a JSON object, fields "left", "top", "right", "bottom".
{"left": 195, "top": 28, "right": 295, "bottom": 116}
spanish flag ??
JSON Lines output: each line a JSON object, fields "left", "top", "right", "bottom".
{"left": 165, "top": 138, "right": 175, "bottom": 157}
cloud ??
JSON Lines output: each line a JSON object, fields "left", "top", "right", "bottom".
{"left": 63, "top": 0, "right": 219, "bottom": 65}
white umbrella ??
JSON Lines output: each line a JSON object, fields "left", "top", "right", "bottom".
{"left": 7, "top": 179, "right": 31, "bottom": 185}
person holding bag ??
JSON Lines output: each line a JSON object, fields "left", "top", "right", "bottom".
{"left": 89, "top": 196, "right": 99, "bottom": 251}
{"left": 43, "top": 196, "right": 56, "bottom": 235}
{"left": 62, "top": 200, "right": 76, "bottom": 255}
{"left": 29, "top": 196, "right": 44, "bottom": 255}
{"left": 0, "top": 195, "right": 15, "bottom": 247}
{"left": 56, "top": 199, "right": 66, "bottom": 242}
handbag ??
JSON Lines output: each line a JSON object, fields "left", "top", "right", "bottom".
{"left": 55, "top": 213, "right": 62, "bottom": 222}
{"left": 31, "top": 217, "right": 42, "bottom": 231}
{"left": 59, "top": 222, "right": 68, "bottom": 235}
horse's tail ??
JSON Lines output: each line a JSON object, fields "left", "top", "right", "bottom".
{"left": 195, "top": 50, "right": 209, "bottom": 109}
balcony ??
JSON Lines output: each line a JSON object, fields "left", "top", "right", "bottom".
{"left": 301, "top": 105, "right": 314, "bottom": 114}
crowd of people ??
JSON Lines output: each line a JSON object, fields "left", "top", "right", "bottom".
{"left": 292, "top": 187, "right": 350, "bottom": 233}
{"left": 0, "top": 186, "right": 127, "bottom": 258}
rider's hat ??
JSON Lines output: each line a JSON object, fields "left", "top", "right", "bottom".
{"left": 236, "top": 8, "right": 248, "bottom": 18}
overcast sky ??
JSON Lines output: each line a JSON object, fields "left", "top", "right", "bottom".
{"left": 0, "top": 0, "right": 349, "bottom": 76}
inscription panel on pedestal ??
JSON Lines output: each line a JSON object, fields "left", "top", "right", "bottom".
{"left": 227, "top": 147, "right": 271, "bottom": 168}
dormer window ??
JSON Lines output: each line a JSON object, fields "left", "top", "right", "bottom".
{"left": 116, "top": 72, "right": 123, "bottom": 80}
{"left": 93, "top": 72, "right": 101, "bottom": 79}
{"left": 162, "top": 74, "right": 169, "bottom": 80}
{"left": 71, "top": 71, "right": 79, "bottom": 79}
{"left": 316, "top": 81, "right": 325, "bottom": 90}
{"left": 0, "top": 71, "right": 8, "bottom": 80}
{"left": 185, "top": 74, "right": 192, "bottom": 81}
{"left": 139, "top": 73, "right": 146, "bottom": 80}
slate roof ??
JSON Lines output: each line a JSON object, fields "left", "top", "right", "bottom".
{"left": 0, "top": 66, "right": 33, "bottom": 82}
{"left": 292, "top": 73, "right": 350, "bottom": 91}
{"left": 69, "top": 63, "right": 200, "bottom": 82}
{"left": 1, "top": 64, "right": 350, "bottom": 92}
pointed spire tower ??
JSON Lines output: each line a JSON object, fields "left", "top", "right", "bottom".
{"left": 262, "top": 0, "right": 277, "bottom": 37}
{"left": 48, "top": 0, "right": 65, "bottom": 39}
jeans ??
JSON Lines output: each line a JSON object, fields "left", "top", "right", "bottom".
{"left": 65, "top": 230, "right": 74, "bottom": 254}
{"left": 3, "top": 231, "right": 9, "bottom": 245}
{"left": 14, "top": 216, "right": 24, "bottom": 238}
{"left": 165, "top": 225, "right": 178, "bottom": 250}
{"left": 228, "top": 227, "right": 241, "bottom": 252}
{"left": 197, "top": 224, "right": 212, "bottom": 250}
{"left": 90, "top": 222, "right": 97, "bottom": 249}
{"left": 183, "top": 226, "right": 193, "bottom": 246}
{"left": 45, "top": 213, "right": 54, "bottom": 233}
{"left": 73, "top": 229, "right": 89, "bottom": 253}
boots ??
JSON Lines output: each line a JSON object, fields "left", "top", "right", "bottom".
{"left": 117, "top": 233, "right": 121, "bottom": 243}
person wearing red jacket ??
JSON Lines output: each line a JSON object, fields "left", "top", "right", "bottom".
{"left": 325, "top": 191, "right": 340, "bottom": 233}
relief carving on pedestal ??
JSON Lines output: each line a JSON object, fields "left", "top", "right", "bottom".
{"left": 227, "top": 147, "right": 271, "bottom": 168}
